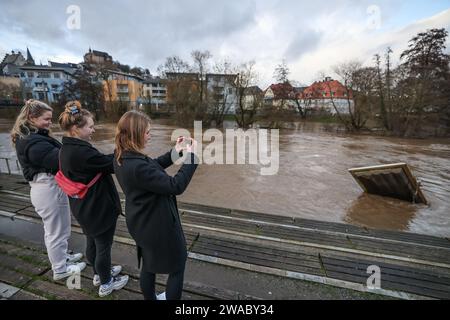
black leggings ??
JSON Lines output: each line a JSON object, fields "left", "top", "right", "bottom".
{"left": 85, "top": 221, "right": 116, "bottom": 285}
{"left": 140, "top": 263, "right": 186, "bottom": 300}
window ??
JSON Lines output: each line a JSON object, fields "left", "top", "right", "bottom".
{"left": 117, "top": 84, "right": 128, "bottom": 91}
{"left": 37, "top": 72, "right": 50, "bottom": 78}
{"left": 51, "top": 84, "right": 59, "bottom": 90}
{"left": 53, "top": 72, "right": 61, "bottom": 78}
{"left": 27, "top": 72, "right": 34, "bottom": 78}
{"left": 53, "top": 93, "right": 60, "bottom": 101}
{"left": 228, "top": 88, "right": 233, "bottom": 94}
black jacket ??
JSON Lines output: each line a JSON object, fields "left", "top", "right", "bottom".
{"left": 15, "top": 128, "right": 61, "bottom": 181}
{"left": 60, "top": 137, "right": 121, "bottom": 237}
{"left": 114, "top": 149, "right": 198, "bottom": 273}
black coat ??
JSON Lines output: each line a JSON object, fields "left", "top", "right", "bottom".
{"left": 114, "top": 149, "right": 198, "bottom": 273}
{"left": 60, "top": 137, "right": 121, "bottom": 237}
{"left": 15, "top": 128, "right": 61, "bottom": 181}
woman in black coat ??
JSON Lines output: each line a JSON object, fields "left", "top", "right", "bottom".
{"left": 114, "top": 110, "right": 198, "bottom": 300}
{"left": 58, "top": 101, "right": 128, "bottom": 297}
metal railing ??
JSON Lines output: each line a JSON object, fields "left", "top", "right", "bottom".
{"left": 0, "top": 157, "right": 22, "bottom": 175}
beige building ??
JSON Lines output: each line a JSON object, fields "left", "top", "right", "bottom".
{"left": 0, "top": 76, "right": 22, "bottom": 104}
{"left": 103, "top": 70, "right": 144, "bottom": 109}
{"left": 0, "top": 76, "right": 21, "bottom": 87}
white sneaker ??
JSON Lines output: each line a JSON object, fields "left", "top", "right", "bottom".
{"left": 93, "top": 265, "right": 123, "bottom": 286}
{"left": 53, "top": 262, "right": 86, "bottom": 281}
{"left": 66, "top": 252, "right": 83, "bottom": 263}
{"left": 156, "top": 292, "right": 166, "bottom": 300}
{"left": 98, "top": 275, "right": 129, "bottom": 297}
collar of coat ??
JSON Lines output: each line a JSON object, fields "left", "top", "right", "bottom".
{"left": 121, "top": 150, "right": 149, "bottom": 160}
{"left": 20, "top": 125, "right": 49, "bottom": 137}
{"left": 62, "top": 136, "right": 93, "bottom": 147}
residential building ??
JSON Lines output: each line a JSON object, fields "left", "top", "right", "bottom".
{"left": 143, "top": 77, "right": 167, "bottom": 109}
{"left": 300, "top": 77, "right": 353, "bottom": 114}
{"left": 205, "top": 73, "right": 238, "bottom": 115}
{"left": 241, "top": 86, "right": 263, "bottom": 111}
{"left": 17, "top": 65, "right": 77, "bottom": 103}
{"left": 103, "top": 70, "right": 144, "bottom": 109}
{"left": 165, "top": 72, "right": 239, "bottom": 114}
{"left": 263, "top": 82, "right": 297, "bottom": 110}
{"left": 0, "top": 48, "right": 35, "bottom": 75}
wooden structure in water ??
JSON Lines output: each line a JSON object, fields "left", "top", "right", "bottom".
{"left": 349, "top": 163, "right": 428, "bottom": 204}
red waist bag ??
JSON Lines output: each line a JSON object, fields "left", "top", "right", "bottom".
{"left": 55, "top": 151, "right": 102, "bottom": 199}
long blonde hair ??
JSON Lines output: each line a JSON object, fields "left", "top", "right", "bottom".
{"left": 115, "top": 110, "right": 151, "bottom": 165}
{"left": 10, "top": 99, "right": 53, "bottom": 146}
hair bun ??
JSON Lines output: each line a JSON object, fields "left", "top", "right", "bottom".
{"left": 64, "top": 100, "right": 82, "bottom": 115}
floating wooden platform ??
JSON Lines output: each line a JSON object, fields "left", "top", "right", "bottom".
{"left": 1, "top": 173, "right": 449, "bottom": 300}
{"left": 349, "top": 163, "right": 428, "bottom": 204}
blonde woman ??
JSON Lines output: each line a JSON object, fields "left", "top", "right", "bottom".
{"left": 114, "top": 110, "right": 198, "bottom": 300}
{"left": 59, "top": 101, "right": 128, "bottom": 297}
{"left": 11, "top": 99, "right": 85, "bottom": 280}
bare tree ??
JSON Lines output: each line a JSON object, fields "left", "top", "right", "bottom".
{"left": 332, "top": 61, "right": 374, "bottom": 131}
{"left": 274, "top": 59, "right": 290, "bottom": 83}
{"left": 157, "top": 56, "right": 190, "bottom": 76}
{"left": 191, "top": 50, "right": 212, "bottom": 108}
{"left": 233, "top": 61, "right": 262, "bottom": 128}
{"left": 165, "top": 72, "right": 201, "bottom": 126}
{"left": 385, "top": 47, "right": 393, "bottom": 129}
{"left": 374, "top": 54, "right": 388, "bottom": 130}
{"left": 59, "top": 67, "right": 105, "bottom": 120}
{"left": 205, "top": 59, "right": 239, "bottom": 127}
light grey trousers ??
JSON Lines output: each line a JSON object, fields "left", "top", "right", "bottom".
{"left": 29, "top": 173, "right": 71, "bottom": 273}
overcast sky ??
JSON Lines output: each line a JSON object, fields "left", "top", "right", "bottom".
{"left": 1, "top": 0, "right": 449, "bottom": 88}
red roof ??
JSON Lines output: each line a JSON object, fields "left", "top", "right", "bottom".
{"left": 301, "top": 80, "right": 352, "bottom": 99}
{"left": 265, "top": 83, "right": 295, "bottom": 99}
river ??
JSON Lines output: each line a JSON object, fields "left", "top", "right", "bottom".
{"left": 1, "top": 118, "right": 449, "bottom": 238}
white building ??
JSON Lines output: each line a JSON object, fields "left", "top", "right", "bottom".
{"left": 143, "top": 77, "right": 167, "bottom": 109}
{"left": 205, "top": 73, "right": 238, "bottom": 115}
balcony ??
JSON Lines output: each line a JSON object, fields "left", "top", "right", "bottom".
{"left": 116, "top": 85, "right": 129, "bottom": 93}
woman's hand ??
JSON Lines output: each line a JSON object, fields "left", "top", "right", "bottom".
{"left": 186, "top": 138, "right": 198, "bottom": 155}
{"left": 175, "top": 136, "right": 185, "bottom": 153}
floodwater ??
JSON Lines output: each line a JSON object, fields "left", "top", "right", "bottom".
{"left": 1, "top": 118, "right": 449, "bottom": 238}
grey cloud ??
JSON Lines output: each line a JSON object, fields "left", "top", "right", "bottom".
{"left": 0, "top": 0, "right": 443, "bottom": 83}
{"left": 284, "top": 30, "right": 323, "bottom": 61}
{"left": 1, "top": 0, "right": 258, "bottom": 69}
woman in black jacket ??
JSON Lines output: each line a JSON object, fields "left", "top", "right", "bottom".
{"left": 58, "top": 101, "right": 128, "bottom": 297}
{"left": 11, "top": 99, "right": 85, "bottom": 280}
{"left": 114, "top": 110, "right": 198, "bottom": 300}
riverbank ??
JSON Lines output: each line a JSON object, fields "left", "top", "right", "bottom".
{"left": 2, "top": 105, "right": 449, "bottom": 139}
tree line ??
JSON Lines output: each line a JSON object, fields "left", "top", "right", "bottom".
{"left": 55, "top": 28, "right": 450, "bottom": 137}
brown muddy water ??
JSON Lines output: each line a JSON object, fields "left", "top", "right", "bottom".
{"left": 1, "top": 118, "right": 449, "bottom": 238}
